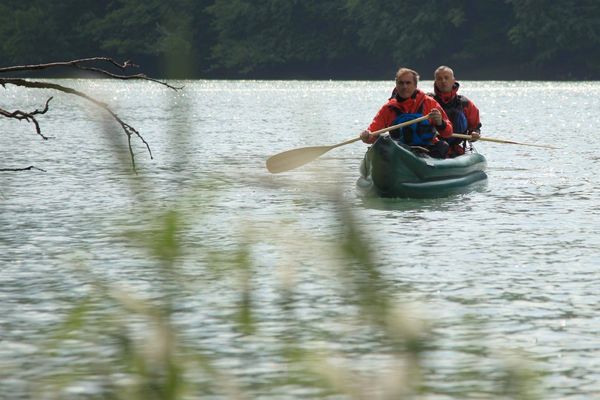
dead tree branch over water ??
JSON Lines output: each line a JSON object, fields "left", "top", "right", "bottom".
{"left": 0, "top": 57, "right": 181, "bottom": 171}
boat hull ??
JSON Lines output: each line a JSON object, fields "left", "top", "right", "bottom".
{"left": 356, "top": 135, "right": 487, "bottom": 198}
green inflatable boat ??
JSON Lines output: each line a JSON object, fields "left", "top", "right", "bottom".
{"left": 356, "top": 135, "right": 487, "bottom": 198}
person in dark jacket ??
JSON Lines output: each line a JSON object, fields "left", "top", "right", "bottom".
{"left": 432, "top": 65, "right": 481, "bottom": 156}
{"left": 360, "top": 67, "right": 453, "bottom": 158}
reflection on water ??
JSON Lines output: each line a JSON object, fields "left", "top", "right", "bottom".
{"left": 358, "top": 180, "right": 489, "bottom": 211}
{"left": 1, "top": 80, "right": 599, "bottom": 398}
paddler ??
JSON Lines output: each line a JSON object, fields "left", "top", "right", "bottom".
{"left": 360, "top": 67, "right": 453, "bottom": 159}
{"left": 431, "top": 65, "right": 482, "bottom": 157}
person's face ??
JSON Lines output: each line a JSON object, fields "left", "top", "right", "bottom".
{"left": 395, "top": 72, "right": 417, "bottom": 99}
{"left": 435, "top": 70, "right": 455, "bottom": 93}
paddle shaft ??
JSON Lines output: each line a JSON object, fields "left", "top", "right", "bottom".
{"left": 451, "top": 133, "right": 558, "bottom": 149}
{"left": 266, "top": 114, "right": 431, "bottom": 173}
{"left": 367, "top": 113, "right": 431, "bottom": 139}
{"left": 327, "top": 114, "right": 431, "bottom": 150}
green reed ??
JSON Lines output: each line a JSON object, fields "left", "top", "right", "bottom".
{"left": 32, "top": 185, "right": 542, "bottom": 399}
{"left": 16, "top": 78, "right": 542, "bottom": 399}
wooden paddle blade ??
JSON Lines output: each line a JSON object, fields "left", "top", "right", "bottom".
{"left": 266, "top": 145, "right": 333, "bottom": 173}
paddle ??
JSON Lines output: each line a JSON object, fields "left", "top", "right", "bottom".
{"left": 451, "top": 133, "right": 558, "bottom": 149}
{"left": 266, "top": 114, "right": 431, "bottom": 173}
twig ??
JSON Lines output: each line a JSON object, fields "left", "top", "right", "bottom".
{"left": 0, "top": 98, "right": 53, "bottom": 139}
{"left": 0, "top": 165, "right": 46, "bottom": 172}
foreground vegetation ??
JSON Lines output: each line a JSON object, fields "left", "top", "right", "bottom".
{"left": 15, "top": 187, "right": 541, "bottom": 399}
{"left": 1, "top": 83, "right": 543, "bottom": 399}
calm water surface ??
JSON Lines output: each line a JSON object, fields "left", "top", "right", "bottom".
{"left": 1, "top": 79, "right": 599, "bottom": 398}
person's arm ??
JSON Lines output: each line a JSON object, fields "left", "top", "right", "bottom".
{"left": 361, "top": 106, "right": 394, "bottom": 143}
{"left": 465, "top": 100, "right": 481, "bottom": 140}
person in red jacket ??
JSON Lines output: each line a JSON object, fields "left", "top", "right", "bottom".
{"left": 360, "top": 68, "right": 453, "bottom": 158}
{"left": 432, "top": 65, "right": 481, "bottom": 156}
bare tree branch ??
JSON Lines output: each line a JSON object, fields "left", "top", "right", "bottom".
{"left": 0, "top": 57, "right": 178, "bottom": 172}
{"left": 0, "top": 97, "right": 53, "bottom": 139}
{"left": 1, "top": 77, "right": 153, "bottom": 170}
{"left": 0, "top": 57, "right": 182, "bottom": 90}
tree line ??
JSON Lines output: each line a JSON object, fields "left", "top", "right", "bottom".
{"left": 1, "top": 0, "right": 599, "bottom": 80}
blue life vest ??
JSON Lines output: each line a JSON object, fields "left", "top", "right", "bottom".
{"left": 441, "top": 95, "right": 468, "bottom": 133}
{"left": 450, "top": 108, "right": 468, "bottom": 133}
{"left": 390, "top": 112, "right": 435, "bottom": 146}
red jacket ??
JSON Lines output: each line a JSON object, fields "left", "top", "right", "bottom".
{"left": 365, "top": 89, "right": 453, "bottom": 144}
{"left": 433, "top": 82, "right": 481, "bottom": 132}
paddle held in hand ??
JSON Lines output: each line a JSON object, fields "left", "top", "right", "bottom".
{"left": 266, "top": 114, "right": 431, "bottom": 174}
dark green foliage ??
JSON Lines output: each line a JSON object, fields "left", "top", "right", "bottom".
{"left": 0, "top": 0, "right": 599, "bottom": 78}
{"left": 205, "top": 0, "right": 360, "bottom": 76}
{"left": 345, "top": 0, "right": 465, "bottom": 64}
{"left": 508, "top": 0, "right": 600, "bottom": 75}
{"left": 0, "top": 0, "right": 103, "bottom": 63}
{"left": 84, "top": 1, "right": 167, "bottom": 56}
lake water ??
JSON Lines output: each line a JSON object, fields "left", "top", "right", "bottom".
{"left": 1, "top": 79, "right": 599, "bottom": 399}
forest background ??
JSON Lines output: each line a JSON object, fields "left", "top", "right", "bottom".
{"left": 1, "top": 0, "right": 599, "bottom": 80}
